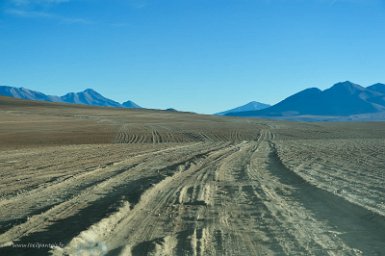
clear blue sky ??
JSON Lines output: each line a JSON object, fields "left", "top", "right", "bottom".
{"left": 1, "top": 0, "right": 385, "bottom": 113}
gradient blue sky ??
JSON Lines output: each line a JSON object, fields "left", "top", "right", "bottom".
{"left": 1, "top": 0, "right": 385, "bottom": 113}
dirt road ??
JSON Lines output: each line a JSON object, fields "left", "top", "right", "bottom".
{"left": 1, "top": 131, "right": 384, "bottom": 255}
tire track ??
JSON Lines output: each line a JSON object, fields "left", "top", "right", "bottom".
{"left": 0, "top": 143, "right": 228, "bottom": 254}
{"left": 0, "top": 144, "right": 191, "bottom": 226}
{"left": 53, "top": 143, "right": 242, "bottom": 255}
{"left": 267, "top": 139, "right": 385, "bottom": 255}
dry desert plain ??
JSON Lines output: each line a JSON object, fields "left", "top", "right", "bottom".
{"left": 0, "top": 96, "right": 385, "bottom": 255}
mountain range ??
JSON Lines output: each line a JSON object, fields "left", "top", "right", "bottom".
{"left": 0, "top": 86, "right": 141, "bottom": 109}
{"left": 2, "top": 81, "right": 385, "bottom": 121}
{"left": 223, "top": 81, "right": 385, "bottom": 121}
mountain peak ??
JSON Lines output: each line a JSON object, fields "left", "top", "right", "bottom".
{"left": 370, "top": 83, "right": 385, "bottom": 87}
{"left": 83, "top": 88, "right": 101, "bottom": 95}
{"left": 249, "top": 101, "right": 259, "bottom": 104}
{"left": 367, "top": 83, "right": 385, "bottom": 94}
{"left": 216, "top": 101, "right": 270, "bottom": 115}
{"left": 329, "top": 81, "right": 364, "bottom": 92}
{"left": 61, "top": 89, "right": 121, "bottom": 107}
{"left": 299, "top": 87, "right": 322, "bottom": 94}
{"left": 63, "top": 88, "right": 101, "bottom": 96}
{"left": 122, "top": 100, "right": 141, "bottom": 109}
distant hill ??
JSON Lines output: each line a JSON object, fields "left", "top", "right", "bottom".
{"left": 0, "top": 85, "right": 141, "bottom": 109}
{"left": 225, "top": 81, "right": 385, "bottom": 120}
{"left": 216, "top": 101, "right": 270, "bottom": 115}
{"left": 165, "top": 108, "right": 178, "bottom": 112}
{"left": 122, "top": 100, "right": 141, "bottom": 108}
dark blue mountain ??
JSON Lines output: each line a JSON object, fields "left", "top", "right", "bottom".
{"left": 226, "top": 81, "right": 385, "bottom": 118}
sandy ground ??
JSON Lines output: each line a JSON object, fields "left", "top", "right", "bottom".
{"left": 1, "top": 96, "right": 385, "bottom": 255}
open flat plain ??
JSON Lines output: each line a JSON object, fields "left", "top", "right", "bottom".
{"left": 1, "top": 96, "right": 385, "bottom": 256}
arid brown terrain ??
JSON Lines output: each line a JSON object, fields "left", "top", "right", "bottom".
{"left": 1, "top": 96, "right": 385, "bottom": 255}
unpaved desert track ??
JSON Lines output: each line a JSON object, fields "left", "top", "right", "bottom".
{"left": 44, "top": 131, "right": 381, "bottom": 256}
{"left": 1, "top": 97, "right": 385, "bottom": 255}
{"left": 2, "top": 131, "right": 385, "bottom": 255}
